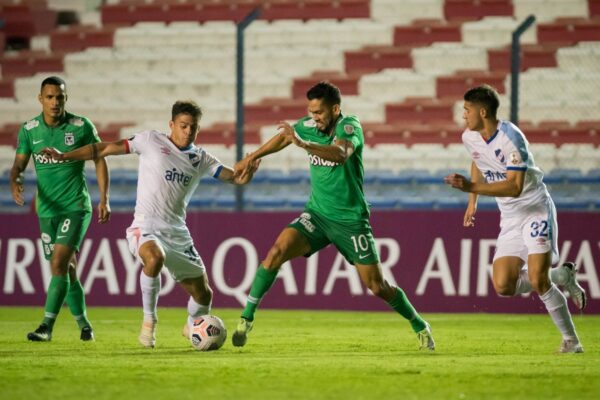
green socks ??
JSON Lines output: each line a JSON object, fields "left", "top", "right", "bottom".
{"left": 66, "top": 280, "right": 92, "bottom": 329}
{"left": 42, "top": 275, "right": 70, "bottom": 330}
{"left": 387, "top": 287, "right": 426, "bottom": 333}
{"left": 241, "top": 265, "right": 279, "bottom": 321}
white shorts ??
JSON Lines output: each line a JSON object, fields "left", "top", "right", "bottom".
{"left": 126, "top": 224, "right": 206, "bottom": 282}
{"left": 494, "top": 201, "right": 559, "bottom": 264}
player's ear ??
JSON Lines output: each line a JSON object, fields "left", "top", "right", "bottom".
{"left": 169, "top": 120, "right": 175, "bottom": 131}
{"left": 332, "top": 103, "right": 341, "bottom": 114}
{"left": 479, "top": 106, "right": 487, "bottom": 119}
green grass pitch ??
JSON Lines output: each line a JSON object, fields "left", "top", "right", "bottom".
{"left": 0, "top": 306, "right": 598, "bottom": 399}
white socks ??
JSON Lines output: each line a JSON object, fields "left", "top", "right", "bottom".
{"left": 540, "top": 284, "right": 579, "bottom": 341}
{"left": 187, "top": 297, "right": 211, "bottom": 326}
{"left": 140, "top": 271, "right": 161, "bottom": 323}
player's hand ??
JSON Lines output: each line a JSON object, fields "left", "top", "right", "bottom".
{"left": 97, "top": 201, "right": 111, "bottom": 224}
{"left": 463, "top": 202, "right": 476, "bottom": 227}
{"left": 11, "top": 173, "right": 25, "bottom": 206}
{"left": 277, "top": 121, "right": 305, "bottom": 148}
{"left": 444, "top": 173, "right": 472, "bottom": 192}
{"left": 41, "top": 147, "right": 64, "bottom": 161}
{"left": 233, "top": 153, "right": 261, "bottom": 184}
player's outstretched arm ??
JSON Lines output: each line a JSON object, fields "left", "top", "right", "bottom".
{"left": 278, "top": 121, "right": 354, "bottom": 164}
{"left": 94, "top": 156, "right": 111, "bottom": 223}
{"left": 445, "top": 167, "right": 525, "bottom": 198}
{"left": 10, "top": 153, "right": 29, "bottom": 206}
{"left": 220, "top": 158, "right": 262, "bottom": 185}
{"left": 42, "top": 140, "right": 128, "bottom": 161}
{"left": 234, "top": 131, "right": 290, "bottom": 177}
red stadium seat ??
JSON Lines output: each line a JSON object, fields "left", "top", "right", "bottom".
{"left": 393, "top": 19, "right": 462, "bottom": 46}
{"left": 0, "top": 3, "right": 57, "bottom": 40}
{"left": 344, "top": 46, "right": 413, "bottom": 74}
{"left": 444, "top": 0, "right": 513, "bottom": 20}
{"left": 385, "top": 97, "right": 456, "bottom": 124}
{"left": 436, "top": 70, "right": 507, "bottom": 97}
{"left": 50, "top": 25, "right": 116, "bottom": 52}
{"left": 591, "top": 0, "right": 600, "bottom": 17}
{"left": 245, "top": 98, "right": 307, "bottom": 124}
{"left": 292, "top": 71, "right": 360, "bottom": 98}
{"left": 488, "top": 45, "right": 558, "bottom": 72}
{"left": 0, "top": 51, "right": 64, "bottom": 77}
{"left": 0, "top": 78, "right": 14, "bottom": 98}
{"left": 537, "top": 18, "right": 600, "bottom": 44}
{"left": 362, "top": 123, "right": 462, "bottom": 146}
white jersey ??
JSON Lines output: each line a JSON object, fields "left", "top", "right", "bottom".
{"left": 462, "top": 120, "right": 552, "bottom": 218}
{"left": 125, "top": 130, "right": 222, "bottom": 228}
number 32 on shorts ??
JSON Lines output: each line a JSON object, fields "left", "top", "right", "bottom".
{"left": 530, "top": 220, "right": 549, "bottom": 238}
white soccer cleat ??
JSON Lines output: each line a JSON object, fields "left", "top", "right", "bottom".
{"left": 138, "top": 320, "right": 157, "bottom": 348}
{"left": 560, "top": 262, "right": 587, "bottom": 310}
{"left": 417, "top": 322, "right": 435, "bottom": 351}
{"left": 232, "top": 318, "right": 253, "bottom": 347}
{"left": 559, "top": 338, "right": 584, "bottom": 354}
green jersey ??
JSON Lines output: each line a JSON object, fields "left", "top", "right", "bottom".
{"left": 16, "top": 112, "right": 100, "bottom": 218}
{"left": 293, "top": 113, "right": 369, "bottom": 222}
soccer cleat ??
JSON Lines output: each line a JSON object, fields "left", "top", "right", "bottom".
{"left": 27, "top": 324, "right": 52, "bottom": 342}
{"left": 561, "top": 262, "right": 587, "bottom": 310}
{"left": 231, "top": 318, "right": 253, "bottom": 347}
{"left": 138, "top": 320, "right": 157, "bottom": 348}
{"left": 80, "top": 326, "right": 95, "bottom": 341}
{"left": 559, "top": 338, "right": 584, "bottom": 353}
{"left": 416, "top": 322, "right": 435, "bottom": 351}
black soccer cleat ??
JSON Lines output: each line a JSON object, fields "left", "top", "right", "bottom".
{"left": 80, "top": 326, "right": 95, "bottom": 341}
{"left": 27, "top": 324, "right": 52, "bottom": 342}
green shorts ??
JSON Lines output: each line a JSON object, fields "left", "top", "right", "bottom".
{"left": 38, "top": 211, "right": 92, "bottom": 260}
{"left": 287, "top": 208, "right": 380, "bottom": 265}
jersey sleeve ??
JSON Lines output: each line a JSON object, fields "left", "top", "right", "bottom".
{"left": 126, "top": 130, "right": 152, "bottom": 155}
{"left": 503, "top": 125, "right": 528, "bottom": 171}
{"left": 201, "top": 150, "right": 224, "bottom": 178}
{"left": 83, "top": 118, "right": 101, "bottom": 145}
{"left": 292, "top": 117, "right": 315, "bottom": 142}
{"left": 335, "top": 117, "right": 363, "bottom": 150}
{"left": 15, "top": 124, "right": 31, "bottom": 155}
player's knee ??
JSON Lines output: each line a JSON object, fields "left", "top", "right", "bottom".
{"left": 142, "top": 252, "right": 164, "bottom": 276}
{"left": 493, "top": 281, "right": 516, "bottom": 296}
{"left": 264, "top": 244, "right": 286, "bottom": 270}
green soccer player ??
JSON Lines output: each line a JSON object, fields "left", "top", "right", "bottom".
{"left": 232, "top": 81, "right": 435, "bottom": 350}
{"left": 10, "top": 76, "right": 111, "bottom": 342}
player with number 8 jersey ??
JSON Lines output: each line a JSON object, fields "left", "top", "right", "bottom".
{"left": 10, "top": 76, "right": 111, "bottom": 342}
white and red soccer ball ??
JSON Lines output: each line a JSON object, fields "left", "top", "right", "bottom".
{"left": 190, "top": 315, "right": 227, "bottom": 351}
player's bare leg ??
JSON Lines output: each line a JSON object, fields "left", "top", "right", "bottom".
{"left": 137, "top": 241, "right": 165, "bottom": 348}
{"left": 233, "top": 228, "right": 310, "bottom": 347}
{"left": 356, "top": 263, "right": 434, "bottom": 351}
{"left": 180, "top": 275, "right": 212, "bottom": 340}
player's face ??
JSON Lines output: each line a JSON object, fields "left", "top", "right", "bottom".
{"left": 462, "top": 101, "right": 484, "bottom": 131}
{"left": 308, "top": 98, "right": 339, "bottom": 133}
{"left": 169, "top": 113, "right": 199, "bottom": 148}
{"left": 38, "top": 84, "right": 67, "bottom": 124}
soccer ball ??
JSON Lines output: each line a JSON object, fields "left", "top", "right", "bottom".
{"left": 190, "top": 315, "right": 227, "bottom": 351}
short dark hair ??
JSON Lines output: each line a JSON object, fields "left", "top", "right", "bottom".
{"left": 306, "top": 81, "right": 341, "bottom": 107}
{"left": 464, "top": 84, "right": 500, "bottom": 118}
{"left": 41, "top": 76, "right": 66, "bottom": 92}
{"left": 172, "top": 100, "right": 202, "bottom": 121}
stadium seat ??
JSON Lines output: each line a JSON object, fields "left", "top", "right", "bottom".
{"left": 443, "top": 0, "right": 513, "bottom": 20}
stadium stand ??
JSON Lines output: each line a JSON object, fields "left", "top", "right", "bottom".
{"left": 0, "top": 0, "right": 599, "bottom": 212}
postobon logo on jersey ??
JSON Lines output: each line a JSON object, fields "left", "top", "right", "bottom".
{"left": 33, "top": 153, "right": 69, "bottom": 165}
{"left": 308, "top": 154, "right": 340, "bottom": 167}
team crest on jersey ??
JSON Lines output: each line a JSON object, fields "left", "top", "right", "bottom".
{"left": 509, "top": 151, "right": 520, "bottom": 165}
{"left": 343, "top": 124, "right": 355, "bottom": 135}
{"left": 25, "top": 119, "right": 39, "bottom": 130}
{"left": 188, "top": 152, "right": 201, "bottom": 168}
{"left": 64, "top": 132, "right": 75, "bottom": 146}
{"left": 68, "top": 118, "right": 84, "bottom": 127}
{"left": 494, "top": 149, "right": 505, "bottom": 163}
{"left": 303, "top": 119, "right": 317, "bottom": 127}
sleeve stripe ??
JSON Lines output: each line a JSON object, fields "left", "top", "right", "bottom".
{"left": 507, "top": 166, "right": 527, "bottom": 171}
{"left": 213, "top": 165, "right": 223, "bottom": 178}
